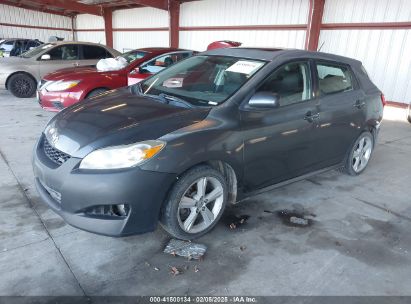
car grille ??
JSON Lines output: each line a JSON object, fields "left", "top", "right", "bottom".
{"left": 43, "top": 138, "right": 71, "bottom": 166}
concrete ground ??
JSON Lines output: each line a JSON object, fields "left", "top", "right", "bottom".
{"left": 0, "top": 89, "right": 410, "bottom": 296}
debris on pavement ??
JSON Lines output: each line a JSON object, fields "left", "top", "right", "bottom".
{"left": 277, "top": 209, "right": 315, "bottom": 227}
{"left": 227, "top": 215, "right": 250, "bottom": 229}
{"left": 194, "top": 265, "right": 199, "bottom": 273}
{"left": 240, "top": 245, "right": 246, "bottom": 251}
{"left": 289, "top": 216, "right": 308, "bottom": 226}
{"left": 164, "top": 239, "right": 207, "bottom": 259}
{"left": 170, "top": 266, "right": 181, "bottom": 276}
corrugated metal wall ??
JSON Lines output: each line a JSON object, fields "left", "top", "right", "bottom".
{"left": 320, "top": 0, "right": 411, "bottom": 103}
{"left": 74, "top": 14, "right": 106, "bottom": 45}
{"left": 113, "top": 7, "right": 169, "bottom": 52}
{"left": 0, "top": 4, "right": 73, "bottom": 42}
{"left": 179, "top": 0, "right": 309, "bottom": 50}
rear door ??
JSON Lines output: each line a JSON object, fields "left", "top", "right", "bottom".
{"left": 38, "top": 44, "right": 81, "bottom": 77}
{"left": 241, "top": 60, "right": 321, "bottom": 190}
{"left": 312, "top": 60, "right": 366, "bottom": 167}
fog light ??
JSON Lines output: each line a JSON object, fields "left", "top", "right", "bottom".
{"left": 82, "top": 204, "right": 130, "bottom": 217}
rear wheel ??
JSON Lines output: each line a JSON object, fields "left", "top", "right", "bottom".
{"left": 86, "top": 88, "right": 108, "bottom": 99}
{"left": 407, "top": 105, "right": 411, "bottom": 123}
{"left": 342, "top": 131, "right": 374, "bottom": 176}
{"left": 160, "top": 165, "right": 227, "bottom": 240}
{"left": 8, "top": 73, "right": 36, "bottom": 98}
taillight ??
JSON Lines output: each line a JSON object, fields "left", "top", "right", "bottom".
{"left": 381, "top": 93, "right": 387, "bottom": 107}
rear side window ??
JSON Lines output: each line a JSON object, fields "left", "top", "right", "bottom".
{"left": 316, "top": 63, "right": 353, "bottom": 95}
{"left": 26, "top": 40, "right": 41, "bottom": 50}
{"left": 83, "top": 45, "right": 111, "bottom": 59}
{"left": 258, "top": 61, "right": 312, "bottom": 107}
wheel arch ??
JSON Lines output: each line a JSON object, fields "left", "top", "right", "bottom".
{"left": 85, "top": 87, "right": 110, "bottom": 99}
{"left": 160, "top": 160, "right": 239, "bottom": 217}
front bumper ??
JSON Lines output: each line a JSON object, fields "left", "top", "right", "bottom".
{"left": 32, "top": 136, "right": 177, "bottom": 236}
{"left": 37, "top": 89, "right": 85, "bottom": 112}
{"left": 0, "top": 73, "right": 9, "bottom": 89}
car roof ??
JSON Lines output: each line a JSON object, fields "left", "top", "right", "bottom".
{"left": 137, "top": 47, "right": 192, "bottom": 53}
{"left": 48, "top": 41, "right": 109, "bottom": 47}
{"left": 202, "top": 47, "right": 362, "bottom": 66}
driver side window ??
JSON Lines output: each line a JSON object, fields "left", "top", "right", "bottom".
{"left": 46, "top": 45, "right": 79, "bottom": 60}
{"left": 257, "top": 61, "right": 312, "bottom": 107}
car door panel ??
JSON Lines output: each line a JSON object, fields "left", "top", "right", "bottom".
{"left": 241, "top": 100, "right": 320, "bottom": 190}
{"left": 313, "top": 61, "right": 366, "bottom": 167}
{"left": 38, "top": 44, "right": 81, "bottom": 78}
{"left": 240, "top": 60, "right": 320, "bottom": 191}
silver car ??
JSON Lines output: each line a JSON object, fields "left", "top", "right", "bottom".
{"left": 0, "top": 41, "right": 120, "bottom": 98}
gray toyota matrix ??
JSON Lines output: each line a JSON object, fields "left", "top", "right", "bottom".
{"left": 33, "top": 48, "right": 384, "bottom": 240}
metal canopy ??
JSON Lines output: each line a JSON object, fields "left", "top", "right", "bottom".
{"left": 0, "top": 0, "right": 195, "bottom": 16}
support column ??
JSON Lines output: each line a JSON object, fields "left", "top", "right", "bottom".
{"left": 169, "top": 0, "right": 180, "bottom": 48}
{"left": 104, "top": 8, "right": 113, "bottom": 48}
{"left": 305, "top": 0, "right": 325, "bottom": 51}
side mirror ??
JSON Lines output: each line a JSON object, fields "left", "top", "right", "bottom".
{"left": 40, "top": 54, "right": 51, "bottom": 60}
{"left": 248, "top": 91, "right": 280, "bottom": 108}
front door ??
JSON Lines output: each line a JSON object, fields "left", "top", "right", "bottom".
{"left": 241, "top": 60, "right": 320, "bottom": 191}
{"left": 38, "top": 44, "right": 81, "bottom": 78}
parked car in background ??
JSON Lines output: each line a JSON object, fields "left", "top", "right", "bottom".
{"left": 0, "top": 38, "right": 43, "bottom": 57}
{"left": 33, "top": 48, "right": 384, "bottom": 240}
{"left": 37, "top": 48, "right": 195, "bottom": 111}
{"left": 0, "top": 41, "right": 120, "bottom": 98}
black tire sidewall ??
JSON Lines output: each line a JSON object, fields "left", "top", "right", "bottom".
{"left": 160, "top": 165, "right": 228, "bottom": 240}
{"left": 9, "top": 73, "right": 36, "bottom": 98}
{"left": 346, "top": 131, "right": 374, "bottom": 176}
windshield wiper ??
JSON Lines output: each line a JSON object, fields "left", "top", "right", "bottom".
{"left": 159, "top": 93, "right": 193, "bottom": 109}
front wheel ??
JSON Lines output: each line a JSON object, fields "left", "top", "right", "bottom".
{"left": 160, "top": 165, "right": 227, "bottom": 240}
{"left": 342, "top": 131, "right": 374, "bottom": 176}
{"left": 8, "top": 73, "right": 37, "bottom": 98}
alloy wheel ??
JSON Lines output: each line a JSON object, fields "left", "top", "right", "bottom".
{"left": 177, "top": 176, "right": 224, "bottom": 234}
{"left": 13, "top": 78, "right": 32, "bottom": 96}
{"left": 352, "top": 136, "right": 373, "bottom": 173}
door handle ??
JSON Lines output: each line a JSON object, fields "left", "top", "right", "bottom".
{"left": 353, "top": 99, "right": 366, "bottom": 109}
{"left": 304, "top": 111, "right": 320, "bottom": 123}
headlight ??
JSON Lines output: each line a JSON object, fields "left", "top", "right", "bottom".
{"left": 46, "top": 80, "right": 80, "bottom": 92}
{"left": 79, "top": 140, "right": 166, "bottom": 170}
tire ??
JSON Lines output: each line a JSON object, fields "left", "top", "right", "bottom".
{"left": 407, "top": 106, "right": 411, "bottom": 124}
{"left": 160, "top": 165, "right": 228, "bottom": 240}
{"left": 8, "top": 73, "right": 36, "bottom": 98}
{"left": 86, "top": 88, "right": 108, "bottom": 99}
{"left": 341, "top": 131, "right": 374, "bottom": 176}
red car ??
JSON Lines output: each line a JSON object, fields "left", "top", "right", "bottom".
{"left": 37, "top": 48, "right": 195, "bottom": 111}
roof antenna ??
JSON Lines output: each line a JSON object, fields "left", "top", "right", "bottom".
{"left": 317, "top": 41, "right": 325, "bottom": 52}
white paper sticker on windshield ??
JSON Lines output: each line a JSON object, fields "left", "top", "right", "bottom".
{"left": 163, "top": 78, "right": 184, "bottom": 88}
{"left": 226, "top": 60, "right": 264, "bottom": 75}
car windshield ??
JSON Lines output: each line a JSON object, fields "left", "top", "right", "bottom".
{"left": 20, "top": 43, "right": 55, "bottom": 58}
{"left": 139, "top": 55, "right": 266, "bottom": 106}
{"left": 119, "top": 50, "right": 148, "bottom": 64}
